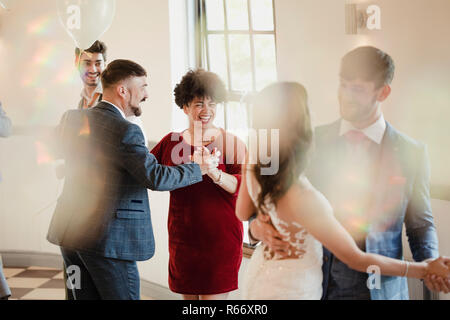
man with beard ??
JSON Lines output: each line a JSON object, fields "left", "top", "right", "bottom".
{"left": 47, "top": 60, "right": 213, "bottom": 300}
{"left": 248, "top": 46, "right": 448, "bottom": 299}
{"left": 62, "top": 42, "right": 149, "bottom": 299}
{"left": 75, "top": 41, "right": 148, "bottom": 144}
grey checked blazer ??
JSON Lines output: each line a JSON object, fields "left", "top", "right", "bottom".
{"left": 47, "top": 102, "right": 203, "bottom": 261}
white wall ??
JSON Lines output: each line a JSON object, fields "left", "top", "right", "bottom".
{"left": 0, "top": 0, "right": 175, "bottom": 288}
{"left": 0, "top": 0, "right": 448, "bottom": 300}
{"left": 274, "top": 0, "right": 450, "bottom": 186}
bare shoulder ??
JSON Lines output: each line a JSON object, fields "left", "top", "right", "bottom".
{"left": 278, "top": 180, "right": 333, "bottom": 219}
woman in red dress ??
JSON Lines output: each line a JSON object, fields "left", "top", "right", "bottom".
{"left": 151, "top": 70, "right": 245, "bottom": 300}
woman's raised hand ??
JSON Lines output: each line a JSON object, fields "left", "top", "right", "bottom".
{"left": 191, "top": 147, "right": 220, "bottom": 175}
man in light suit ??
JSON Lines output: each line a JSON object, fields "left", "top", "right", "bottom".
{"left": 47, "top": 59, "right": 211, "bottom": 300}
{"left": 249, "top": 46, "right": 449, "bottom": 299}
{"left": 0, "top": 102, "right": 12, "bottom": 300}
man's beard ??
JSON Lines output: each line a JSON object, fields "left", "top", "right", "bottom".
{"left": 132, "top": 106, "right": 142, "bottom": 117}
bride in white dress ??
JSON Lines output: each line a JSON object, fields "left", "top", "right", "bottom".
{"left": 236, "top": 82, "right": 449, "bottom": 300}
{"left": 243, "top": 171, "right": 325, "bottom": 300}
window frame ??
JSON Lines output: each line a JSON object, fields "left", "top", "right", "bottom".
{"left": 192, "top": 0, "right": 277, "bottom": 256}
{"left": 193, "top": 0, "right": 278, "bottom": 101}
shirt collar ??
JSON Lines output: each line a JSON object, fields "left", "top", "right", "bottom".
{"left": 80, "top": 82, "right": 103, "bottom": 101}
{"left": 100, "top": 100, "right": 126, "bottom": 119}
{"left": 339, "top": 114, "right": 386, "bottom": 145}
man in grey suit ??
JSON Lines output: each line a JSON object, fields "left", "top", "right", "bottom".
{"left": 0, "top": 102, "right": 12, "bottom": 300}
{"left": 47, "top": 59, "right": 212, "bottom": 300}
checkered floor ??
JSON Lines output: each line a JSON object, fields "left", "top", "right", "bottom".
{"left": 3, "top": 266, "right": 154, "bottom": 300}
{"left": 4, "top": 266, "right": 65, "bottom": 300}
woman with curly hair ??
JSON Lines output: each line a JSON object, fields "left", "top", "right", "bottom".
{"left": 151, "top": 69, "right": 246, "bottom": 300}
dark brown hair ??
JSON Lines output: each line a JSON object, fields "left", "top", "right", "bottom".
{"left": 174, "top": 69, "right": 227, "bottom": 108}
{"left": 251, "top": 82, "right": 313, "bottom": 216}
{"left": 75, "top": 40, "right": 107, "bottom": 61}
{"left": 340, "top": 46, "right": 395, "bottom": 88}
{"left": 101, "top": 59, "right": 147, "bottom": 89}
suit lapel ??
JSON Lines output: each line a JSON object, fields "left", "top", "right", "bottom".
{"left": 367, "top": 122, "right": 405, "bottom": 233}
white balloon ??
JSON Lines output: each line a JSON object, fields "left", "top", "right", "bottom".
{"left": 0, "top": 0, "right": 13, "bottom": 10}
{"left": 57, "top": 0, "right": 116, "bottom": 50}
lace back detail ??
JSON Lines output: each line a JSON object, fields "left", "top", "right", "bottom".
{"left": 246, "top": 169, "right": 311, "bottom": 261}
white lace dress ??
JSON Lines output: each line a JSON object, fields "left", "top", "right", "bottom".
{"left": 243, "top": 170, "right": 324, "bottom": 300}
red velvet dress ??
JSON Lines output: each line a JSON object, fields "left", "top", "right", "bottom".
{"left": 151, "top": 131, "right": 244, "bottom": 295}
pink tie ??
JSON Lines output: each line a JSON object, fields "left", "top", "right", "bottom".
{"left": 344, "top": 130, "right": 368, "bottom": 145}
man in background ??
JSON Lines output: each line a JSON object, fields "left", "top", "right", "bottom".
{"left": 75, "top": 41, "right": 148, "bottom": 144}
{"left": 0, "top": 102, "right": 12, "bottom": 300}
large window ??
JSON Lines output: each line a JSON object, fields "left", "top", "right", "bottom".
{"left": 193, "top": 0, "right": 278, "bottom": 143}
{"left": 192, "top": 0, "right": 277, "bottom": 249}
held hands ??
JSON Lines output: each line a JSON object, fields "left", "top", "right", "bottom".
{"left": 424, "top": 257, "right": 450, "bottom": 294}
{"left": 191, "top": 147, "right": 221, "bottom": 176}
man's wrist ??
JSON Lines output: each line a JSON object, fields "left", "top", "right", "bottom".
{"left": 248, "top": 219, "right": 261, "bottom": 245}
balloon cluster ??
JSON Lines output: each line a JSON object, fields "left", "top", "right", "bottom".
{"left": 1, "top": 0, "right": 116, "bottom": 50}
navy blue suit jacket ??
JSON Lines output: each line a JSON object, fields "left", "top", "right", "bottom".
{"left": 47, "top": 102, "right": 203, "bottom": 261}
{"left": 307, "top": 120, "right": 439, "bottom": 300}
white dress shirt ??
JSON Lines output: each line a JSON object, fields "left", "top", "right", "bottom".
{"left": 339, "top": 114, "right": 387, "bottom": 145}
{"left": 80, "top": 83, "right": 103, "bottom": 107}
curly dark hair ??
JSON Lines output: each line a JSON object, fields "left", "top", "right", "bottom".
{"left": 174, "top": 69, "right": 227, "bottom": 108}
